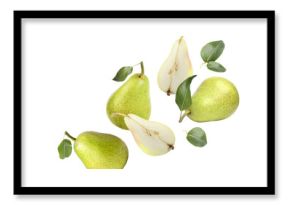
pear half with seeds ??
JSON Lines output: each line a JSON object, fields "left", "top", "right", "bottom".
{"left": 124, "top": 114, "right": 175, "bottom": 156}
{"left": 158, "top": 36, "right": 193, "bottom": 95}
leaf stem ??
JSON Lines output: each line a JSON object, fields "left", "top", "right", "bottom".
{"left": 200, "top": 62, "right": 207, "bottom": 69}
{"left": 179, "top": 110, "right": 191, "bottom": 123}
{"left": 64, "top": 131, "right": 76, "bottom": 141}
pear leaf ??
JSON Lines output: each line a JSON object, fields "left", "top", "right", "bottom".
{"left": 187, "top": 127, "right": 207, "bottom": 147}
{"left": 175, "top": 75, "right": 197, "bottom": 111}
{"left": 112, "top": 66, "right": 133, "bottom": 81}
{"left": 58, "top": 139, "right": 72, "bottom": 159}
{"left": 207, "top": 61, "right": 226, "bottom": 72}
{"left": 201, "top": 40, "right": 225, "bottom": 62}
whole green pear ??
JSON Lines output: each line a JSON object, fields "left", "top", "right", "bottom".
{"left": 107, "top": 74, "right": 151, "bottom": 129}
{"left": 73, "top": 131, "right": 128, "bottom": 169}
{"left": 187, "top": 77, "right": 239, "bottom": 122}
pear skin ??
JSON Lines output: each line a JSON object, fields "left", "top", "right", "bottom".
{"left": 107, "top": 74, "right": 151, "bottom": 129}
{"left": 188, "top": 77, "right": 239, "bottom": 122}
{"left": 74, "top": 131, "right": 128, "bottom": 169}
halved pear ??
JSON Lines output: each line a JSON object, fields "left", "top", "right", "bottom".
{"left": 158, "top": 36, "right": 193, "bottom": 95}
{"left": 124, "top": 114, "right": 175, "bottom": 156}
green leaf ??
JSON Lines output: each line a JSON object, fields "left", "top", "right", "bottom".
{"left": 207, "top": 61, "right": 226, "bottom": 72}
{"left": 112, "top": 66, "right": 133, "bottom": 81}
{"left": 201, "top": 40, "right": 225, "bottom": 63}
{"left": 175, "top": 75, "right": 197, "bottom": 111}
{"left": 58, "top": 139, "right": 72, "bottom": 159}
{"left": 187, "top": 127, "right": 207, "bottom": 147}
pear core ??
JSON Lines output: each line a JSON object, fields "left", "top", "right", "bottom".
{"left": 158, "top": 36, "right": 193, "bottom": 95}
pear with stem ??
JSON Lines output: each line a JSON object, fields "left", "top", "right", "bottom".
{"left": 58, "top": 131, "right": 129, "bottom": 169}
{"left": 107, "top": 61, "right": 151, "bottom": 129}
{"left": 179, "top": 77, "right": 239, "bottom": 122}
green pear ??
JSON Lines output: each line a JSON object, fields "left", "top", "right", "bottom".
{"left": 107, "top": 74, "right": 151, "bottom": 129}
{"left": 187, "top": 77, "right": 239, "bottom": 122}
{"left": 66, "top": 131, "right": 128, "bottom": 169}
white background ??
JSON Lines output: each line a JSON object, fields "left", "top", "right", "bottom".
{"left": 21, "top": 19, "right": 267, "bottom": 187}
{"left": 0, "top": 0, "right": 288, "bottom": 204}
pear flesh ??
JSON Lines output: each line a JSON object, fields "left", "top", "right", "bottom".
{"left": 124, "top": 114, "right": 175, "bottom": 156}
{"left": 188, "top": 77, "right": 239, "bottom": 122}
{"left": 74, "top": 131, "right": 129, "bottom": 169}
{"left": 107, "top": 74, "right": 151, "bottom": 130}
{"left": 158, "top": 36, "right": 193, "bottom": 95}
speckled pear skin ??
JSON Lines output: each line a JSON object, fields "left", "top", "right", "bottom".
{"left": 106, "top": 74, "right": 151, "bottom": 129}
{"left": 188, "top": 77, "right": 239, "bottom": 122}
{"left": 74, "top": 131, "right": 128, "bottom": 169}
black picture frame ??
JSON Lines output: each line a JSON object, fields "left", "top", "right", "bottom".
{"left": 14, "top": 10, "right": 275, "bottom": 195}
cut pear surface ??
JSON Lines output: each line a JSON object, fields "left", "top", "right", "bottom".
{"left": 124, "top": 114, "right": 175, "bottom": 156}
{"left": 158, "top": 36, "right": 193, "bottom": 95}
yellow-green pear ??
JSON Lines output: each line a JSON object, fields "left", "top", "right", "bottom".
{"left": 187, "top": 77, "right": 239, "bottom": 122}
{"left": 107, "top": 74, "right": 151, "bottom": 129}
{"left": 65, "top": 131, "right": 128, "bottom": 169}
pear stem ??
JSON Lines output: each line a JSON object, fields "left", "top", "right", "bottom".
{"left": 65, "top": 131, "right": 76, "bottom": 141}
{"left": 139, "top": 61, "right": 145, "bottom": 76}
{"left": 179, "top": 110, "right": 191, "bottom": 123}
